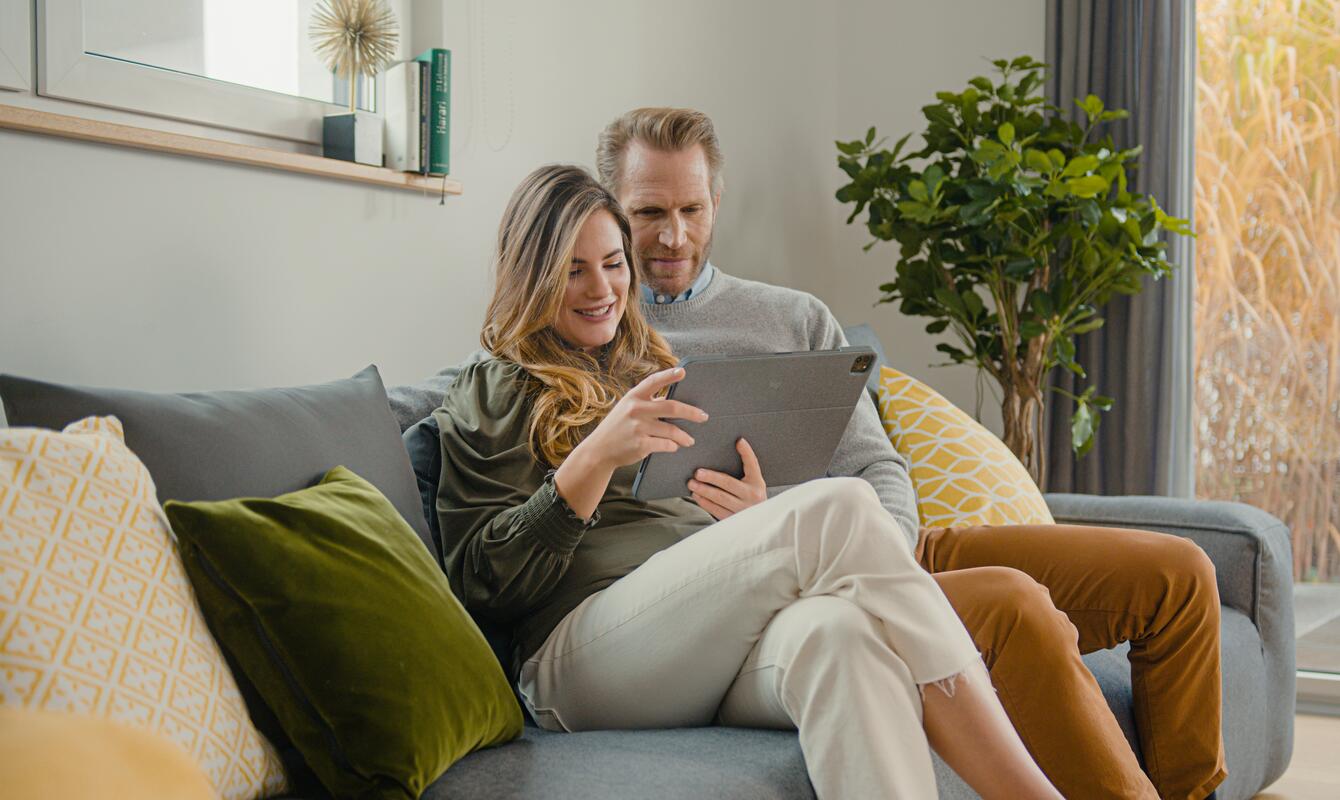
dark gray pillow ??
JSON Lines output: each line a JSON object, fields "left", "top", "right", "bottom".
{"left": 0, "top": 366, "right": 434, "bottom": 561}
{"left": 403, "top": 413, "right": 443, "bottom": 555}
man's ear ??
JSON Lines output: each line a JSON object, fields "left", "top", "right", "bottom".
{"left": 712, "top": 190, "right": 723, "bottom": 213}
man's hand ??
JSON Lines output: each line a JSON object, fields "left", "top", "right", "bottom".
{"left": 688, "top": 438, "right": 767, "bottom": 520}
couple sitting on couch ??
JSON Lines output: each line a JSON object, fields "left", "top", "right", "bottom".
{"left": 402, "top": 107, "right": 1225, "bottom": 800}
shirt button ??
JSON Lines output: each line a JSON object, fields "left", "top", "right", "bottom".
{"left": 656, "top": 295, "right": 668, "bottom": 303}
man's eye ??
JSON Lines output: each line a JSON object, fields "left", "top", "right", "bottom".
{"left": 684, "top": 206, "right": 701, "bottom": 214}
{"left": 637, "top": 209, "right": 660, "bottom": 217}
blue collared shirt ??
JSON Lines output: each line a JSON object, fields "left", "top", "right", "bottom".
{"left": 642, "top": 262, "right": 716, "bottom": 305}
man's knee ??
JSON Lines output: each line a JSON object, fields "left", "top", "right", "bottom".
{"left": 1155, "top": 535, "right": 1220, "bottom": 608}
{"left": 941, "top": 567, "right": 1078, "bottom": 657}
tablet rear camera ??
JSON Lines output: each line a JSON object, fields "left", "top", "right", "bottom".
{"left": 852, "top": 354, "right": 873, "bottom": 374}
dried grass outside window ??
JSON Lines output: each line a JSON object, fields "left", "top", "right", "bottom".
{"left": 1195, "top": 0, "right": 1340, "bottom": 581}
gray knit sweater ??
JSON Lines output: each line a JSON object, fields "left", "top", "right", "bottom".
{"left": 387, "top": 267, "right": 920, "bottom": 546}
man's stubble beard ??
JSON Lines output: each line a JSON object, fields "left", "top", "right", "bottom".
{"left": 639, "top": 230, "right": 714, "bottom": 298}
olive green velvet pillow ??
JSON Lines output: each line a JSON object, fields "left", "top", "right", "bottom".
{"left": 164, "top": 466, "right": 522, "bottom": 800}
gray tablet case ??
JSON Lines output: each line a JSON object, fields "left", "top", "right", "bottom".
{"left": 632, "top": 347, "right": 876, "bottom": 500}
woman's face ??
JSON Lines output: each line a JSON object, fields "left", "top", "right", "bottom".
{"left": 552, "top": 209, "right": 630, "bottom": 352}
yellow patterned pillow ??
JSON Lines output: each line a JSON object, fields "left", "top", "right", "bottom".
{"left": 0, "top": 416, "right": 287, "bottom": 800}
{"left": 876, "top": 366, "right": 1054, "bottom": 528}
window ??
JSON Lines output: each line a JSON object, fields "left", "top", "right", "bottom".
{"left": 1195, "top": 0, "right": 1340, "bottom": 690}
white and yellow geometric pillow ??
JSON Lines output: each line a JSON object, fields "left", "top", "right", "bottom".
{"left": 876, "top": 366, "right": 1054, "bottom": 529}
{"left": 0, "top": 416, "right": 287, "bottom": 800}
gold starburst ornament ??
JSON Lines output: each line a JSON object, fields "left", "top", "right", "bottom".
{"left": 310, "top": 0, "right": 399, "bottom": 112}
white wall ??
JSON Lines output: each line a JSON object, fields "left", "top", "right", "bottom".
{"left": 0, "top": 0, "right": 1042, "bottom": 432}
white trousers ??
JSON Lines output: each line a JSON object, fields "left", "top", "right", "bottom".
{"left": 518, "top": 478, "right": 980, "bottom": 799}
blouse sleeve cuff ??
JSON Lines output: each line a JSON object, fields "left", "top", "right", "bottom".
{"left": 516, "top": 472, "right": 599, "bottom": 557}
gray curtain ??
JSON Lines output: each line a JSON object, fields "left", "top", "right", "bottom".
{"left": 1043, "top": 0, "right": 1196, "bottom": 497}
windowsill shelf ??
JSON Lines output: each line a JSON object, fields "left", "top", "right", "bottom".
{"left": 0, "top": 103, "right": 462, "bottom": 196}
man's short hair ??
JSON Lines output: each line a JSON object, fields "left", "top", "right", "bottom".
{"left": 596, "top": 107, "right": 725, "bottom": 196}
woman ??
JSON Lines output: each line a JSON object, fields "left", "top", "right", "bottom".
{"left": 435, "top": 165, "right": 1062, "bottom": 799}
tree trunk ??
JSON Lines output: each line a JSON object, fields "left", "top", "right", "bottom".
{"left": 1001, "top": 383, "right": 1046, "bottom": 487}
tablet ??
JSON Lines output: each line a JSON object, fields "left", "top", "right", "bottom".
{"left": 631, "top": 347, "right": 876, "bottom": 501}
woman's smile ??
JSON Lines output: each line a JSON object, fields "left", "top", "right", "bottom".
{"left": 573, "top": 302, "right": 616, "bottom": 321}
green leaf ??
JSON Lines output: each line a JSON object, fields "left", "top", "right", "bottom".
{"left": 998, "top": 122, "right": 1015, "bottom": 146}
{"left": 923, "top": 105, "right": 955, "bottom": 126}
{"left": 935, "top": 343, "right": 971, "bottom": 362}
{"left": 925, "top": 319, "right": 951, "bottom": 334}
{"left": 959, "top": 197, "right": 993, "bottom": 224}
{"left": 934, "top": 288, "right": 966, "bottom": 314}
{"left": 1078, "top": 199, "right": 1101, "bottom": 227}
{"left": 1028, "top": 290, "right": 1053, "bottom": 317}
{"left": 1061, "top": 154, "right": 1099, "bottom": 177}
{"left": 1055, "top": 336, "right": 1076, "bottom": 363}
{"left": 1024, "top": 148, "right": 1053, "bottom": 173}
{"left": 924, "top": 164, "right": 946, "bottom": 195}
{"left": 961, "top": 290, "right": 985, "bottom": 317}
{"left": 865, "top": 126, "right": 876, "bottom": 145}
{"left": 837, "top": 140, "right": 864, "bottom": 156}
{"left": 1070, "top": 317, "right": 1105, "bottom": 334}
{"left": 1080, "top": 93, "right": 1104, "bottom": 119}
{"left": 1066, "top": 174, "right": 1110, "bottom": 198}
{"left": 908, "top": 180, "right": 929, "bottom": 202}
{"left": 1071, "top": 403, "right": 1096, "bottom": 456}
{"left": 1020, "top": 320, "right": 1047, "bottom": 339}
{"left": 969, "top": 76, "right": 994, "bottom": 93}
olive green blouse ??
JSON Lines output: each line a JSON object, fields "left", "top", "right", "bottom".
{"left": 433, "top": 358, "right": 715, "bottom": 673}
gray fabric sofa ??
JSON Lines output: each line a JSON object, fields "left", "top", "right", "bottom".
{"left": 398, "top": 493, "right": 1293, "bottom": 800}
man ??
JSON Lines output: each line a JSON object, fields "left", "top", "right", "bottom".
{"left": 592, "top": 107, "right": 1224, "bottom": 800}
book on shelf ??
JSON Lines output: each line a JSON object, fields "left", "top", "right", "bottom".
{"left": 383, "top": 60, "right": 420, "bottom": 173}
{"left": 414, "top": 48, "right": 451, "bottom": 176}
{"left": 418, "top": 60, "right": 431, "bottom": 175}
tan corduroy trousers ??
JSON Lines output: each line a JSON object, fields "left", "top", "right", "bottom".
{"left": 919, "top": 522, "right": 1227, "bottom": 800}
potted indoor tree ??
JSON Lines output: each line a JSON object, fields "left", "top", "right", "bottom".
{"left": 836, "top": 55, "right": 1191, "bottom": 486}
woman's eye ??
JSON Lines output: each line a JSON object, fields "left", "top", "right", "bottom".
{"left": 604, "top": 261, "right": 624, "bottom": 270}
{"left": 568, "top": 269, "right": 582, "bottom": 279}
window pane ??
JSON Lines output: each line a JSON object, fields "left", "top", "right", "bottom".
{"left": 1195, "top": 0, "right": 1340, "bottom": 674}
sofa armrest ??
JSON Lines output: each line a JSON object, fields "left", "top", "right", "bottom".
{"left": 1044, "top": 493, "right": 1293, "bottom": 639}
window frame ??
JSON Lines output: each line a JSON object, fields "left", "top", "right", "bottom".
{"left": 35, "top": 0, "right": 380, "bottom": 145}
{"left": 0, "top": 0, "right": 31, "bottom": 92}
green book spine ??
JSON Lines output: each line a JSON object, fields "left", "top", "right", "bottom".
{"left": 414, "top": 48, "right": 450, "bottom": 175}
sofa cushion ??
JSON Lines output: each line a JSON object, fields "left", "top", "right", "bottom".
{"left": 0, "top": 366, "right": 433, "bottom": 561}
{"left": 875, "top": 365, "right": 1053, "bottom": 528}
{"left": 0, "top": 706, "right": 220, "bottom": 800}
{"left": 427, "top": 726, "right": 814, "bottom": 800}
{"left": 165, "top": 466, "right": 523, "bottom": 800}
{"left": 0, "top": 416, "right": 288, "bottom": 799}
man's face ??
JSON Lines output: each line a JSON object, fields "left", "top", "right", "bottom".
{"left": 616, "top": 142, "right": 720, "bottom": 298}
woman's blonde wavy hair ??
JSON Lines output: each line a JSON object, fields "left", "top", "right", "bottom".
{"left": 482, "top": 165, "right": 677, "bottom": 467}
